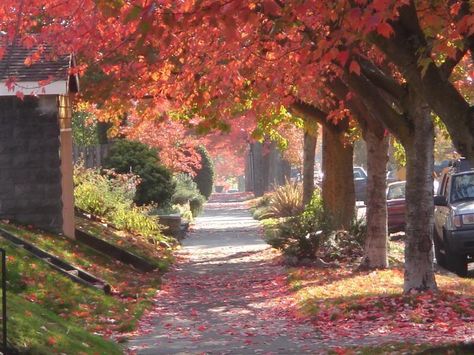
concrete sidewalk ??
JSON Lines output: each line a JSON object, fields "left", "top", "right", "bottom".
{"left": 127, "top": 202, "right": 323, "bottom": 354}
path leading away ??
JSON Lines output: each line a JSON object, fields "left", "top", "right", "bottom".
{"left": 127, "top": 202, "right": 323, "bottom": 354}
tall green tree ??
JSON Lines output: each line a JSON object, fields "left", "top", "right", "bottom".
{"left": 193, "top": 146, "right": 215, "bottom": 199}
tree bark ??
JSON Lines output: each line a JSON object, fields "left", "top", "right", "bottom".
{"left": 360, "top": 130, "right": 389, "bottom": 269}
{"left": 267, "top": 142, "right": 291, "bottom": 187}
{"left": 322, "top": 126, "right": 354, "bottom": 229}
{"left": 403, "top": 90, "right": 437, "bottom": 292}
{"left": 303, "top": 121, "right": 318, "bottom": 205}
{"left": 252, "top": 142, "right": 265, "bottom": 197}
{"left": 245, "top": 145, "right": 254, "bottom": 192}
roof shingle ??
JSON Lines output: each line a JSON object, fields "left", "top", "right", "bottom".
{"left": 0, "top": 42, "right": 71, "bottom": 82}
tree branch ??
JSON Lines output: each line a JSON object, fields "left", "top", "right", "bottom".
{"left": 369, "top": 2, "right": 474, "bottom": 158}
{"left": 345, "top": 71, "right": 411, "bottom": 145}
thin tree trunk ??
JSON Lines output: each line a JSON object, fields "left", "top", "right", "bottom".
{"left": 245, "top": 145, "right": 253, "bottom": 192}
{"left": 252, "top": 142, "right": 265, "bottom": 197}
{"left": 403, "top": 91, "right": 437, "bottom": 292}
{"left": 360, "top": 131, "right": 389, "bottom": 269}
{"left": 322, "top": 126, "right": 354, "bottom": 229}
{"left": 303, "top": 122, "right": 318, "bottom": 205}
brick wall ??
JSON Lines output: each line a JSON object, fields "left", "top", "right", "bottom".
{"left": 0, "top": 96, "right": 63, "bottom": 232}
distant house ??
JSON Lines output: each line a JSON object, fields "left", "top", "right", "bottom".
{"left": 0, "top": 42, "right": 79, "bottom": 238}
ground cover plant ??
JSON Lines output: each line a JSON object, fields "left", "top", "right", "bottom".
{"left": 74, "top": 164, "right": 175, "bottom": 252}
{"left": 75, "top": 217, "right": 174, "bottom": 270}
{"left": 0, "top": 221, "right": 171, "bottom": 352}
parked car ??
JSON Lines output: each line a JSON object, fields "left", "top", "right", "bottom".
{"left": 353, "top": 166, "right": 368, "bottom": 203}
{"left": 387, "top": 181, "right": 406, "bottom": 233}
{"left": 434, "top": 159, "right": 474, "bottom": 276}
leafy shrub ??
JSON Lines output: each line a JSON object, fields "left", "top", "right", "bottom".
{"left": 193, "top": 145, "right": 215, "bottom": 199}
{"left": 268, "top": 180, "right": 303, "bottom": 218}
{"left": 74, "top": 164, "right": 168, "bottom": 245}
{"left": 104, "top": 140, "right": 175, "bottom": 207}
{"left": 265, "top": 191, "right": 364, "bottom": 262}
{"left": 251, "top": 193, "right": 273, "bottom": 220}
{"left": 72, "top": 111, "right": 98, "bottom": 147}
{"left": 265, "top": 191, "right": 331, "bottom": 259}
{"left": 74, "top": 164, "right": 135, "bottom": 217}
{"left": 172, "top": 174, "right": 205, "bottom": 217}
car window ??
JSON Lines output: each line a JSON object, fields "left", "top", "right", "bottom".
{"left": 353, "top": 171, "right": 362, "bottom": 179}
{"left": 450, "top": 173, "right": 474, "bottom": 203}
{"left": 387, "top": 184, "right": 405, "bottom": 200}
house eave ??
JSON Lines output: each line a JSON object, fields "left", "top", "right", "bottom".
{"left": 0, "top": 80, "right": 70, "bottom": 96}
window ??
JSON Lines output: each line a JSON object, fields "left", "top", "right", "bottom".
{"left": 450, "top": 173, "right": 474, "bottom": 203}
{"left": 387, "top": 183, "right": 405, "bottom": 200}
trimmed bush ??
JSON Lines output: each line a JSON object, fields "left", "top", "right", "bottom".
{"left": 104, "top": 140, "right": 175, "bottom": 206}
{"left": 193, "top": 145, "right": 215, "bottom": 199}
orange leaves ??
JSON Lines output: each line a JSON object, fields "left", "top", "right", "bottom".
{"left": 376, "top": 22, "right": 394, "bottom": 38}
{"left": 287, "top": 263, "right": 474, "bottom": 346}
{"left": 349, "top": 60, "right": 361, "bottom": 75}
{"left": 182, "top": 0, "right": 195, "bottom": 13}
{"left": 337, "top": 50, "right": 350, "bottom": 66}
{"left": 262, "top": 0, "right": 281, "bottom": 16}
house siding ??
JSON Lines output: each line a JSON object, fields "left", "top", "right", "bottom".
{"left": 0, "top": 96, "right": 63, "bottom": 232}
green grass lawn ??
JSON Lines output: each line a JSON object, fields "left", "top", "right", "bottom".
{"left": 0, "top": 239, "right": 122, "bottom": 354}
{"left": 0, "top": 220, "right": 173, "bottom": 353}
{"left": 8, "top": 293, "right": 121, "bottom": 354}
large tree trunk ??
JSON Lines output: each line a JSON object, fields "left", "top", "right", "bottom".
{"left": 303, "top": 122, "right": 318, "bottom": 205}
{"left": 360, "top": 130, "right": 389, "bottom": 269}
{"left": 403, "top": 91, "right": 437, "bottom": 292}
{"left": 322, "top": 126, "right": 355, "bottom": 229}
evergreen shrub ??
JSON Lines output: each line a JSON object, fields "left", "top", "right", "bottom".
{"left": 104, "top": 140, "right": 175, "bottom": 206}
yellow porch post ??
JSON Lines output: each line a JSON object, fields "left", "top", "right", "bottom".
{"left": 58, "top": 95, "right": 75, "bottom": 239}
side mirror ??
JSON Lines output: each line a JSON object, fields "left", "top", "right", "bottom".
{"left": 434, "top": 195, "right": 448, "bottom": 206}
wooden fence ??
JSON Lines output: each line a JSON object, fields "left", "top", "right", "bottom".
{"left": 73, "top": 144, "right": 110, "bottom": 168}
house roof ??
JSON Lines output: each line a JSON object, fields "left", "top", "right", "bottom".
{"left": 0, "top": 41, "right": 79, "bottom": 96}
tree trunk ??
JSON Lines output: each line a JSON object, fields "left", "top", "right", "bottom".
{"left": 252, "top": 142, "right": 265, "bottom": 197}
{"left": 360, "top": 130, "right": 389, "bottom": 269}
{"left": 403, "top": 92, "right": 437, "bottom": 292}
{"left": 245, "top": 145, "right": 254, "bottom": 192}
{"left": 268, "top": 142, "right": 290, "bottom": 187}
{"left": 322, "top": 126, "right": 354, "bottom": 229}
{"left": 303, "top": 123, "right": 318, "bottom": 205}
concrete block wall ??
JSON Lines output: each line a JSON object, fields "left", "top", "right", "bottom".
{"left": 0, "top": 96, "right": 63, "bottom": 232}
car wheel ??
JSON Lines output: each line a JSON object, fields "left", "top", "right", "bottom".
{"left": 446, "top": 251, "right": 468, "bottom": 277}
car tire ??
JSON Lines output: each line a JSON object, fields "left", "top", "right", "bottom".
{"left": 446, "top": 251, "right": 468, "bottom": 277}
{"left": 434, "top": 239, "right": 446, "bottom": 267}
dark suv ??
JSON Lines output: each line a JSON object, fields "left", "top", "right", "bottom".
{"left": 434, "top": 159, "right": 474, "bottom": 276}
